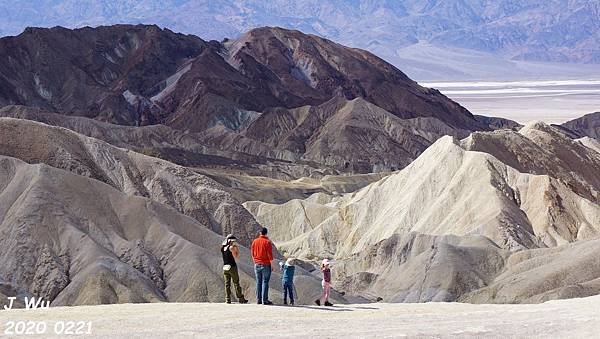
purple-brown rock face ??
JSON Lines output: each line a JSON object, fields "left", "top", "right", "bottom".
{"left": 0, "top": 24, "right": 490, "bottom": 174}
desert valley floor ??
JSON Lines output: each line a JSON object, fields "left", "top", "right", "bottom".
{"left": 1, "top": 296, "right": 599, "bottom": 338}
{"left": 422, "top": 79, "right": 600, "bottom": 124}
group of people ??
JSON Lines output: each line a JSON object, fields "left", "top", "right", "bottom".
{"left": 220, "top": 227, "right": 333, "bottom": 306}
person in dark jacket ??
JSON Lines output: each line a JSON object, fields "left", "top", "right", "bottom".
{"left": 279, "top": 258, "right": 296, "bottom": 305}
{"left": 221, "top": 234, "right": 248, "bottom": 304}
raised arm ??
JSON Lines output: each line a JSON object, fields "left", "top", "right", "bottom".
{"left": 231, "top": 243, "right": 240, "bottom": 259}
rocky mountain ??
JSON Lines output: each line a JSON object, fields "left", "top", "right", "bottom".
{"left": 0, "top": 105, "right": 339, "bottom": 181}
{"left": 0, "top": 104, "right": 390, "bottom": 204}
{"left": 0, "top": 117, "right": 261, "bottom": 246}
{"left": 199, "top": 96, "right": 473, "bottom": 173}
{"left": 463, "top": 122, "right": 600, "bottom": 204}
{"left": 578, "top": 137, "right": 600, "bottom": 154}
{"left": 1, "top": 1, "right": 599, "bottom": 80}
{"left": 244, "top": 122, "right": 600, "bottom": 302}
{"left": 0, "top": 25, "right": 205, "bottom": 125}
{"left": 474, "top": 114, "right": 522, "bottom": 131}
{"left": 0, "top": 25, "right": 481, "bottom": 128}
{"left": 0, "top": 118, "right": 346, "bottom": 305}
{"left": 462, "top": 238, "right": 600, "bottom": 303}
{"left": 0, "top": 25, "right": 491, "bottom": 175}
{"left": 560, "top": 112, "right": 600, "bottom": 139}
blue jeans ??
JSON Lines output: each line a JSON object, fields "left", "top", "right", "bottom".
{"left": 254, "top": 264, "right": 272, "bottom": 302}
{"left": 283, "top": 281, "right": 294, "bottom": 303}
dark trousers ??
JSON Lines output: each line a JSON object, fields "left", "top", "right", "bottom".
{"left": 223, "top": 266, "right": 244, "bottom": 302}
{"left": 254, "top": 264, "right": 271, "bottom": 302}
{"left": 283, "top": 281, "right": 294, "bottom": 303}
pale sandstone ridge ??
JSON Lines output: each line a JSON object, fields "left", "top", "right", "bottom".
{"left": 0, "top": 117, "right": 347, "bottom": 306}
{"left": 0, "top": 117, "right": 260, "bottom": 246}
{"left": 0, "top": 155, "right": 343, "bottom": 306}
{"left": 578, "top": 136, "right": 600, "bottom": 154}
{"left": 463, "top": 121, "right": 600, "bottom": 203}
{"left": 462, "top": 238, "right": 600, "bottom": 303}
{"left": 336, "top": 234, "right": 600, "bottom": 303}
{"left": 0, "top": 108, "right": 387, "bottom": 203}
{"left": 245, "top": 122, "right": 600, "bottom": 302}
{"left": 247, "top": 123, "right": 600, "bottom": 255}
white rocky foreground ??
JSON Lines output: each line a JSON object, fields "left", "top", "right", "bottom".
{"left": 1, "top": 296, "right": 599, "bottom": 338}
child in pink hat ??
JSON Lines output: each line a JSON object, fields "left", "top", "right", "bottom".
{"left": 315, "top": 259, "right": 333, "bottom": 306}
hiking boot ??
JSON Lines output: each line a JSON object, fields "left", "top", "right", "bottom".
{"left": 257, "top": 301, "right": 262, "bottom": 305}
{"left": 239, "top": 298, "right": 248, "bottom": 304}
{"left": 315, "top": 299, "right": 321, "bottom": 306}
{"left": 283, "top": 301, "right": 288, "bottom": 305}
{"left": 324, "top": 301, "right": 333, "bottom": 306}
{"left": 226, "top": 301, "right": 231, "bottom": 304}
{"left": 263, "top": 300, "right": 273, "bottom": 305}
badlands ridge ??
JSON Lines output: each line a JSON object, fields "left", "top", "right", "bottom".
{"left": 245, "top": 121, "right": 600, "bottom": 303}
{"left": 1, "top": 116, "right": 599, "bottom": 306}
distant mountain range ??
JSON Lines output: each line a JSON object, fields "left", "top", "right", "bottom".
{"left": 1, "top": 0, "right": 600, "bottom": 80}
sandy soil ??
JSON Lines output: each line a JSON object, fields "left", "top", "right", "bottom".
{"left": 1, "top": 296, "right": 599, "bottom": 338}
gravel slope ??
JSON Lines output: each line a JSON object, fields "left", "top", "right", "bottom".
{"left": 1, "top": 296, "right": 599, "bottom": 338}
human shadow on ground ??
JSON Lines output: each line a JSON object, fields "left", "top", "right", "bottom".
{"left": 263, "top": 304, "right": 379, "bottom": 312}
{"left": 280, "top": 305, "right": 354, "bottom": 312}
{"left": 351, "top": 306, "right": 380, "bottom": 310}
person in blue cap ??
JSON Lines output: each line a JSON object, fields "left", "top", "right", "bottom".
{"left": 279, "top": 258, "right": 296, "bottom": 305}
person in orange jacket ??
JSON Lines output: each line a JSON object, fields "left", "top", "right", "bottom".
{"left": 251, "top": 227, "right": 274, "bottom": 305}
